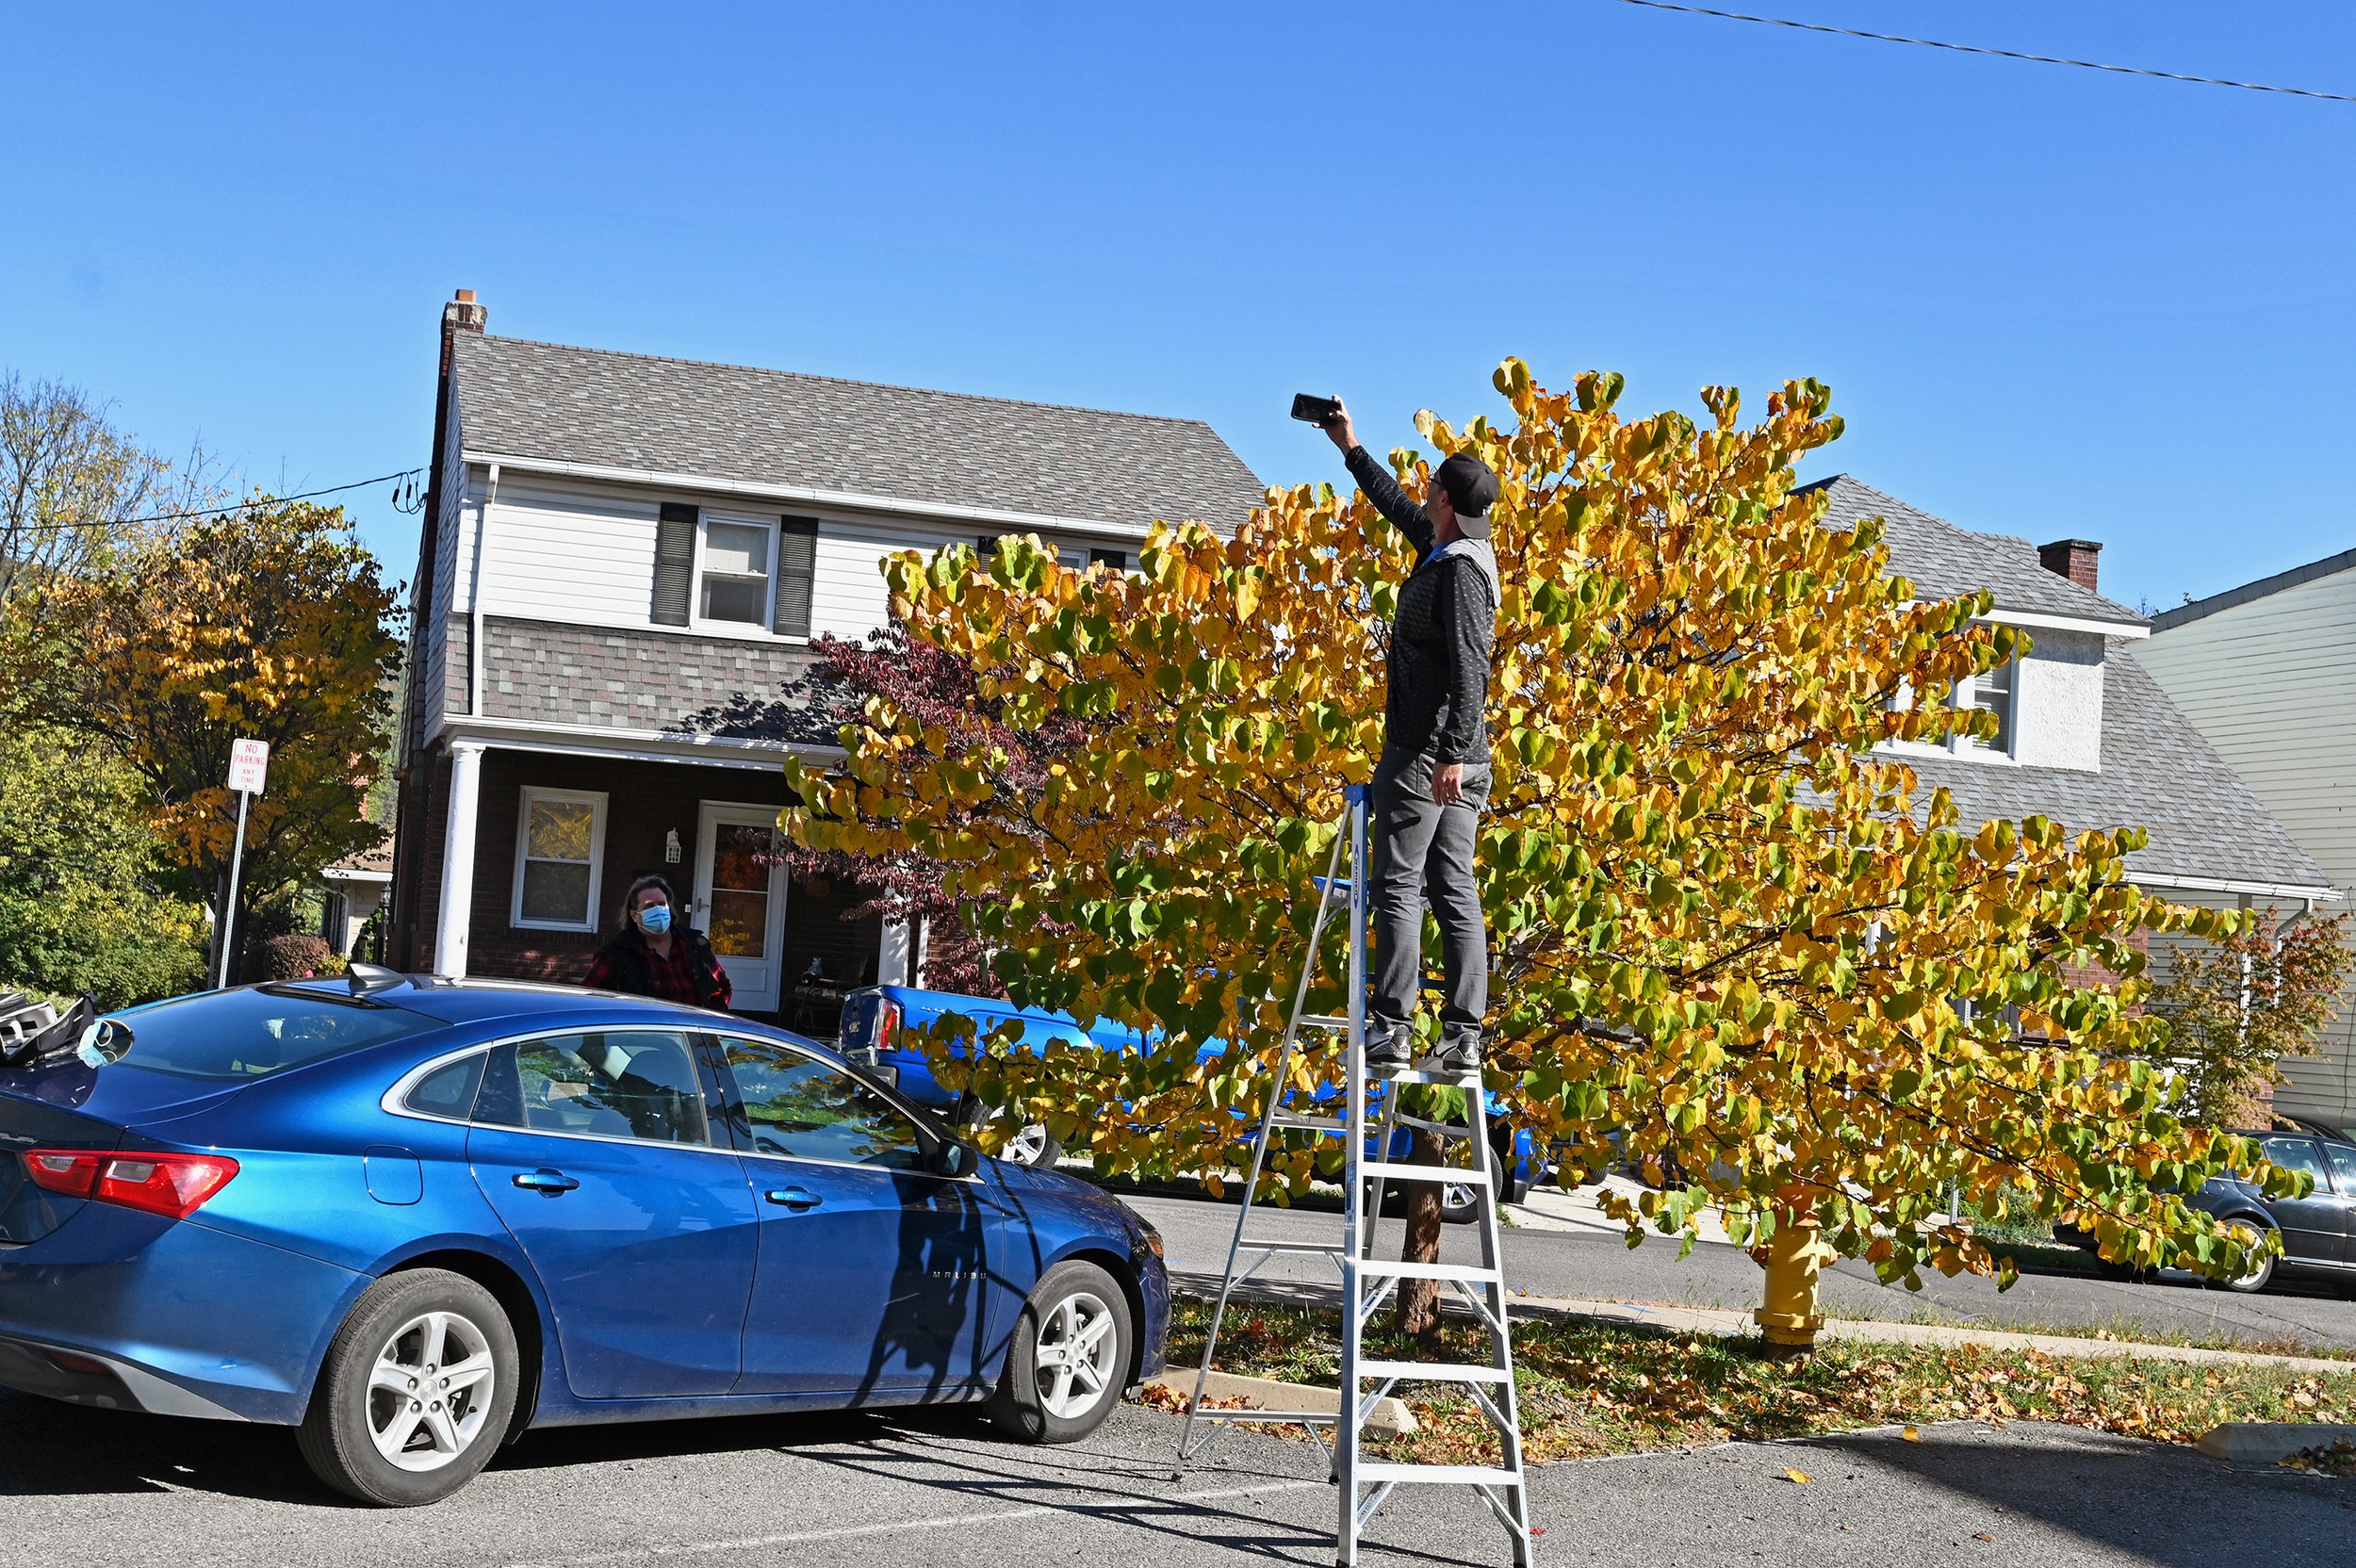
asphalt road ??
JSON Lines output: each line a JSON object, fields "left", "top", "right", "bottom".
{"left": 1, "top": 1386, "right": 2348, "bottom": 1568}
{"left": 1121, "top": 1188, "right": 2356, "bottom": 1354}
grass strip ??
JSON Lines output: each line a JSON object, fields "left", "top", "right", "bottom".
{"left": 1143, "top": 1296, "right": 2356, "bottom": 1465}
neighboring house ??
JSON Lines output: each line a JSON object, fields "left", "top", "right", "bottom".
{"left": 387, "top": 291, "right": 1261, "bottom": 1021}
{"left": 1807, "top": 477, "right": 2337, "bottom": 1038}
{"left": 317, "top": 841, "right": 393, "bottom": 959}
{"left": 2133, "top": 547, "right": 2356, "bottom": 1133}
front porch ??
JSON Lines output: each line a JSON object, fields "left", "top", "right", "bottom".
{"left": 392, "top": 730, "right": 900, "bottom": 1035}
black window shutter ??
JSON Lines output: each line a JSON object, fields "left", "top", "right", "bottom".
{"left": 774, "top": 514, "right": 819, "bottom": 638}
{"left": 653, "top": 503, "right": 697, "bottom": 626}
{"left": 974, "top": 533, "right": 998, "bottom": 557}
{"left": 1090, "top": 547, "right": 1128, "bottom": 570}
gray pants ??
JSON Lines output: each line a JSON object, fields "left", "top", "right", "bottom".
{"left": 1368, "top": 751, "right": 1492, "bottom": 1042}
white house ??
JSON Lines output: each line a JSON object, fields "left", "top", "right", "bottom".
{"left": 387, "top": 292, "right": 1261, "bottom": 1024}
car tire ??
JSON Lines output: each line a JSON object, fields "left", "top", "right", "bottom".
{"left": 986, "top": 1259, "right": 1133, "bottom": 1444}
{"left": 1001, "top": 1119, "right": 1064, "bottom": 1169}
{"left": 2215, "top": 1217, "right": 2277, "bottom": 1295}
{"left": 298, "top": 1267, "right": 520, "bottom": 1507}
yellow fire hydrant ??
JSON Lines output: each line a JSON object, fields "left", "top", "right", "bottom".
{"left": 1753, "top": 1216, "right": 1838, "bottom": 1350}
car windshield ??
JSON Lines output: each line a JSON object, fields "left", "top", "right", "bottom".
{"left": 106, "top": 985, "right": 437, "bottom": 1081}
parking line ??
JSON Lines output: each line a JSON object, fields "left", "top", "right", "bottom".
{"left": 505, "top": 1477, "right": 1333, "bottom": 1566}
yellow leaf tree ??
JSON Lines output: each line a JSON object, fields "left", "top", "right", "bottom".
{"left": 783, "top": 363, "right": 2293, "bottom": 1311}
{"left": 8, "top": 497, "right": 402, "bottom": 979}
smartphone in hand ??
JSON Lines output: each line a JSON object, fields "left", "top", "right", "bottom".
{"left": 1290, "top": 393, "right": 1341, "bottom": 426}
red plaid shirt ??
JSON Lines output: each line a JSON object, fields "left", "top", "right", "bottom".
{"left": 583, "top": 931, "right": 732, "bottom": 1011}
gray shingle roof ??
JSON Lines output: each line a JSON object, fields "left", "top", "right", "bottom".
{"left": 1803, "top": 476, "right": 2146, "bottom": 628}
{"left": 450, "top": 333, "right": 1266, "bottom": 531}
{"left": 1903, "top": 648, "right": 2331, "bottom": 890}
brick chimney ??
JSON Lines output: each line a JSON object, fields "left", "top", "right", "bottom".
{"left": 2037, "top": 538, "right": 2102, "bottom": 594}
{"left": 439, "top": 288, "right": 487, "bottom": 377}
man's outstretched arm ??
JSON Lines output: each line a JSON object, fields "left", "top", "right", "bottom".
{"left": 1319, "top": 398, "right": 1434, "bottom": 557}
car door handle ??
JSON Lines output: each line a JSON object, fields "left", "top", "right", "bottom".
{"left": 764, "top": 1186, "right": 822, "bottom": 1210}
{"left": 513, "top": 1168, "right": 581, "bottom": 1193}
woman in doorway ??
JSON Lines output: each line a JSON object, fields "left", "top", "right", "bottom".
{"left": 582, "top": 874, "right": 733, "bottom": 1011}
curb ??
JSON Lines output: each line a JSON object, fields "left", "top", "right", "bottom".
{"left": 2195, "top": 1422, "right": 2356, "bottom": 1465}
{"left": 1145, "top": 1370, "right": 1419, "bottom": 1437}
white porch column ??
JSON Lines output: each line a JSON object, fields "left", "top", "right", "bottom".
{"left": 878, "top": 919, "right": 913, "bottom": 988}
{"left": 434, "top": 742, "right": 486, "bottom": 977}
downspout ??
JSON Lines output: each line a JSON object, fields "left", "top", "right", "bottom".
{"left": 468, "top": 463, "right": 500, "bottom": 716}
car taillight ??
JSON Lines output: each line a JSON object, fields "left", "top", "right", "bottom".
{"left": 875, "top": 1000, "right": 899, "bottom": 1056}
{"left": 23, "top": 1150, "right": 239, "bottom": 1219}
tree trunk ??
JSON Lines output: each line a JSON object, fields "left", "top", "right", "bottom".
{"left": 1393, "top": 1123, "right": 1448, "bottom": 1343}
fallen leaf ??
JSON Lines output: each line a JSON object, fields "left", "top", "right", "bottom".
{"left": 1974, "top": 1532, "right": 1994, "bottom": 1543}
{"left": 1902, "top": 1426, "right": 1921, "bottom": 1442}
{"left": 1783, "top": 1469, "right": 1810, "bottom": 1484}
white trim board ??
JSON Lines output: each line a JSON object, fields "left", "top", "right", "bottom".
{"left": 439, "top": 714, "right": 845, "bottom": 771}
{"left": 462, "top": 450, "right": 1187, "bottom": 546}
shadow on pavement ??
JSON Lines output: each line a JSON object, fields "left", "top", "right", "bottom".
{"left": 0, "top": 1391, "right": 321, "bottom": 1505}
{"left": 1805, "top": 1420, "right": 2353, "bottom": 1566}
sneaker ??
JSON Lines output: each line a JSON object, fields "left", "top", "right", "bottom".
{"left": 1365, "top": 1026, "right": 1413, "bottom": 1075}
{"left": 1432, "top": 1032, "right": 1482, "bottom": 1076}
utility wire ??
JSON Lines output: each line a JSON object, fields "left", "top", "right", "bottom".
{"left": 1607, "top": 0, "right": 2356, "bottom": 104}
{"left": 36, "top": 466, "right": 428, "bottom": 535}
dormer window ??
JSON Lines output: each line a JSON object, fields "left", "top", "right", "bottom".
{"left": 1962, "top": 655, "right": 2016, "bottom": 756}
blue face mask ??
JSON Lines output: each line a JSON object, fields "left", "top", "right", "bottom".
{"left": 638, "top": 904, "right": 674, "bottom": 935}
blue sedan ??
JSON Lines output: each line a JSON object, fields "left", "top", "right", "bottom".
{"left": 0, "top": 972, "right": 1168, "bottom": 1506}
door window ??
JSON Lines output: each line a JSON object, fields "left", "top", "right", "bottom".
{"left": 478, "top": 1032, "right": 711, "bottom": 1146}
{"left": 707, "top": 823, "right": 778, "bottom": 960}
{"left": 2260, "top": 1136, "right": 2331, "bottom": 1188}
{"left": 723, "top": 1036, "right": 924, "bottom": 1171}
{"left": 2323, "top": 1143, "right": 2356, "bottom": 1195}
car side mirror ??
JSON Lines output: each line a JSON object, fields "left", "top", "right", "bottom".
{"left": 931, "top": 1140, "right": 973, "bottom": 1179}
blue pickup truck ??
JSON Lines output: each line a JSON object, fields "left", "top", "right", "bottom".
{"left": 835, "top": 982, "right": 1541, "bottom": 1220}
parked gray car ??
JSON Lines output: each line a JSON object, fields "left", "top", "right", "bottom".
{"left": 2064, "top": 1130, "right": 2356, "bottom": 1294}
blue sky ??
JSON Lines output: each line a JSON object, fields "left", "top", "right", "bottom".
{"left": 3, "top": 1, "right": 2349, "bottom": 613}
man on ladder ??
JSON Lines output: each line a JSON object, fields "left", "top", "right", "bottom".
{"left": 1315, "top": 399, "right": 1501, "bottom": 1076}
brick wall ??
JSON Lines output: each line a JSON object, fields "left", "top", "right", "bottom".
{"left": 458, "top": 750, "right": 875, "bottom": 1020}
{"left": 389, "top": 746, "right": 451, "bottom": 972}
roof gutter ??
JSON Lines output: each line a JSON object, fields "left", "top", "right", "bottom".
{"left": 2132, "top": 873, "right": 2343, "bottom": 903}
{"left": 461, "top": 449, "right": 1184, "bottom": 545}
{"left": 468, "top": 463, "right": 499, "bottom": 716}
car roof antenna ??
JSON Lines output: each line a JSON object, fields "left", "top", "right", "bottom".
{"left": 347, "top": 961, "right": 409, "bottom": 998}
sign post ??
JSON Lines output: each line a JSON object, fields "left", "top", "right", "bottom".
{"left": 217, "top": 739, "right": 270, "bottom": 989}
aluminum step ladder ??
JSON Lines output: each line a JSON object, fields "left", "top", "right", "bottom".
{"left": 1177, "top": 784, "right": 1533, "bottom": 1566}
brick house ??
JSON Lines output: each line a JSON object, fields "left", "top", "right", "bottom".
{"left": 387, "top": 292, "right": 1261, "bottom": 1022}
{"left": 1810, "top": 477, "right": 2336, "bottom": 1023}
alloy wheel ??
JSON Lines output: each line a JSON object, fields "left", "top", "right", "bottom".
{"left": 366, "top": 1310, "right": 498, "bottom": 1472}
{"left": 1003, "top": 1120, "right": 1052, "bottom": 1166}
{"left": 1032, "top": 1289, "right": 1120, "bottom": 1419}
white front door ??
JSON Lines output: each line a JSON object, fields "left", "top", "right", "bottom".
{"left": 691, "top": 803, "right": 791, "bottom": 1015}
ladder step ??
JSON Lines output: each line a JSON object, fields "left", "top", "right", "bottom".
{"left": 1378, "top": 1067, "right": 1484, "bottom": 1086}
{"left": 1359, "top": 1161, "right": 1481, "bottom": 1184}
{"left": 1357, "top": 1359, "right": 1512, "bottom": 1384}
{"left": 1298, "top": 1013, "right": 1350, "bottom": 1030}
{"left": 1240, "top": 1239, "right": 1347, "bottom": 1256}
{"left": 1270, "top": 1113, "right": 1347, "bottom": 1133}
{"left": 1353, "top": 1258, "right": 1500, "bottom": 1282}
{"left": 1188, "top": 1409, "right": 1339, "bottom": 1425}
{"left": 1352, "top": 1462, "right": 1525, "bottom": 1487}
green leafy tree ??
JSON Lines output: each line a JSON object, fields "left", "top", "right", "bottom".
{"left": 0, "top": 721, "right": 207, "bottom": 1006}
{"left": 6, "top": 497, "right": 403, "bottom": 979}
{"left": 2147, "top": 909, "right": 2354, "bottom": 1128}
{"left": 786, "top": 362, "right": 2299, "bottom": 1336}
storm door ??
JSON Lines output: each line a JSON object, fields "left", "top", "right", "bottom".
{"left": 692, "top": 803, "right": 790, "bottom": 1014}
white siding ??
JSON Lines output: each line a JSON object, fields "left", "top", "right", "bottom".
{"left": 2135, "top": 563, "right": 2356, "bottom": 1126}
{"left": 475, "top": 477, "right": 660, "bottom": 626}
{"left": 809, "top": 515, "right": 974, "bottom": 640}
{"left": 2010, "top": 628, "right": 2104, "bottom": 771}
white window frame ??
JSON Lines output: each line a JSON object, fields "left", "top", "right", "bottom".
{"left": 691, "top": 512, "right": 780, "bottom": 635}
{"left": 1955, "top": 652, "right": 2019, "bottom": 759}
{"left": 511, "top": 786, "right": 609, "bottom": 933}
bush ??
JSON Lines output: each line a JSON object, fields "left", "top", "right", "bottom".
{"left": 254, "top": 933, "right": 342, "bottom": 982}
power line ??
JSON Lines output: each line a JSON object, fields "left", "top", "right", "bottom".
{"left": 1606, "top": 0, "right": 2356, "bottom": 104}
{"left": 37, "top": 466, "right": 428, "bottom": 535}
